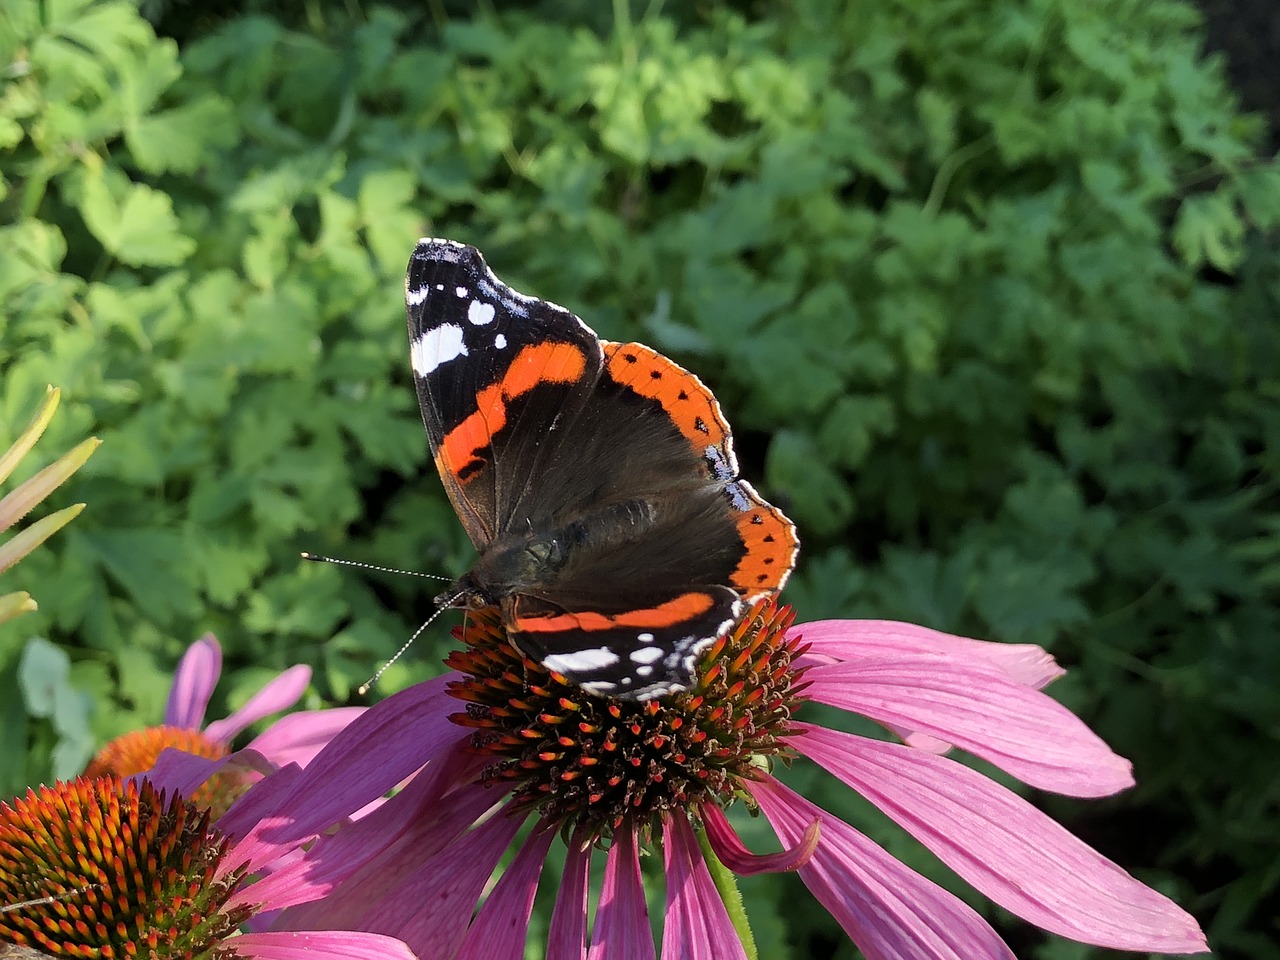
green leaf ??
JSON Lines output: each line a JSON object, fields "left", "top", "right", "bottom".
{"left": 127, "top": 97, "right": 237, "bottom": 174}
{"left": 1173, "top": 191, "right": 1247, "bottom": 272}
{"left": 0, "top": 656, "right": 30, "bottom": 795}
{"left": 874, "top": 548, "right": 973, "bottom": 631}
{"left": 357, "top": 169, "right": 420, "bottom": 275}
{"left": 767, "top": 430, "right": 854, "bottom": 536}
{"left": 78, "top": 528, "right": 199, "bottom": 626}
{"left": 50, "top": 680, "right": 94, "bottom": 777}
{"left": 18, "top": 636, "right": 70, "bottom": 719}
{"left": 972, "top": 546, "right": 1090, "bottom": 642}
{"left": 1236, "top": 161, "right": 1280, "bottom": 230}
{"left": 71, "top": 165, "right": 195, "bottom": 266}
{"left": 915, "top": 87, "right": 957, "bottom": 160}
{"left": 782, "top": 547, "right": 867, "bottom": 620}
{"left": 114, "top": 32, "right": 182, "bottom": 122}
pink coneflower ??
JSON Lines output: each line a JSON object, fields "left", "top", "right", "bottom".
{"left": 193, "top": 601, "right": 1208, "bottom": 958}
{"left": 84, "top": 633, "right": 362, "bottom": 813}
{"left": 0, "top": 774, "right": 415, "bottom": 959}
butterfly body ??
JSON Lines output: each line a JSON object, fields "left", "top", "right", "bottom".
{"left": 406, "top": 239, "right": 798, "bottom": 699}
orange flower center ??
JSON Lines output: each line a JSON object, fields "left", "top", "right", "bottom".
{"left": 85, "top": 727, "right": 243, "bottom": 818}
{"left": 447, "top": 598, "right": 809, "bottom": 838}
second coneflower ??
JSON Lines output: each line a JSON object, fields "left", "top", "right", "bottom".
{"left": 0, "top": 775, "right": 414, "bottom": 960}
{"left": 170, "top": 600, "right": 1206, "bottom": 960}
{"left": 85, "top": 633, "right": 364, "bottom": 817}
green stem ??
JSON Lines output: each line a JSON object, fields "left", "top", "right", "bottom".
{"left": 697, "top": 821, "right": 757, "bottom": 960}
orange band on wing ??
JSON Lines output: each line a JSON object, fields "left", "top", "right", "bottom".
{"left": 439, "top": 342, "right": 588, "bottom": 479}
{"left": 729, "top": 504, "right": 798, "bottom": 595}
{"left": 514, "top": 591, "right": 715, "bottom": 633}
{"left": 604, "top": 342, "right": 730, "bottom": 450}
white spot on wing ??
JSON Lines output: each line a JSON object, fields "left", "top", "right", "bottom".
{"left": 411, "top": 324, "right": 468, "bottom": 376}
{"left": 494, "top": 334, "right": 507, "bottom": 349}
{"left": 630, "top": 646, "right": 663, "bottom": 665}
{"left": 581, "top": 680, "right": 617, "bottom": 694}
{"left": 406, "top": 285, "right": 429, "bottom": 306}
{"left": 543, "top": 647, "right": 620, "bottom": 674}
{"left": 455, "top": 286, "right": 469, "bottom": 298}
{"left": 638, "top": 632, "right": 654, "bottom": 642}
{"left": 467, "top": 300, "right": 496, "bottom": 326}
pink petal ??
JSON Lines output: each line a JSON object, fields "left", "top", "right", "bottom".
{"left": 455, "top": 825, "right": 556, "bottom": 960}
{"left": 896, "top": 731, "right": 954, "bottom": 754}
{"left": 804, "top": 657, "right": 1133, "bottom": 796}
{"left": 298, "top": 741, "right": 485, "bottom": 890}
{"left": 245, "top": 707, "right": 366, "bottom": 769}
{"left": 217, "top": 760, "right": 301, "bottom": 830}
{"left": 227, "top": 825, "right": 358, "bottom": 909}
{"left": 165, "top": 634, "right": 221, "bottom": 729}
{"left": 219, "top": 765, "right": 318, "bottom": 877}
{"left": 204, "top": 664, "right": 312, "bottom": 744}
{"left": 256, "top": 674, "right": 466, "bottom": 844}
{"left": 354, "top": 806, "right": 524, "bottom": 958}
{"left": 230, "top": 826, "right": 357, "bottom": 907}
{"left": 264, "top": 764, "right": 492, "bottom": 922}
{"left": 588, "top": 827, "right": 655, "bottom": 960}
{"left": 749, "top": 776, "right": 1016, "bottom": 960}
{"left": 547, "top": 826, "right": 592, "bottom": 960}
{"left": 793, "top": 620, "right": 1064, "bottom": 689}
{"left": 701, "top": 802, "right": 819, "bottom": 875}
{"left": 661, "top": 815, "right": 748, "bottom": 960}
{"left": 136, "top": 745, "right": 276, "bottom": 803}
{"left": 794, "top": 723, "right": 1209, "bottom": 954}
{"left": 231, "top": 930, "right": 416, "bottom": 960}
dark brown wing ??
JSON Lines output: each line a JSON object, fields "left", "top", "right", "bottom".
{"left": 405, "top": 239, "right": 604, "bottom": 546}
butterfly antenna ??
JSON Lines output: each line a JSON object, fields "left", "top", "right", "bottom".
{"left": 2, "top": 884, "right": 100, "bottom": 914}
{"left": 357, "top": 593, "right": 464, "bottom": 696}
{"left": 300, "top": 552, "right": 452, "bottom": 582}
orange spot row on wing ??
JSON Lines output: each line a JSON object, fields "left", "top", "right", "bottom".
{"left": 729, "top": 505, "right": 798, "bottom": 594}
{"left": 604, "top": 342, "right": 730, "bottom": 450}
{"left": 514, "top": 591, "right": 715, "bottom": 634}
{"left": 438, "top": 342, "right": 588, "bottom": 479}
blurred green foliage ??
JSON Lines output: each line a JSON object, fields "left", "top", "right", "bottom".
{"left": 1, "top": 0, "right": 1277, "bottom": 956}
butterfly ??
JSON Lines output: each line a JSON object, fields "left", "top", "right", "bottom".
{"left": 405, "top": 239, "right": 797, "bottom": 699}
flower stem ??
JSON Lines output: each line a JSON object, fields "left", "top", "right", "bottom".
{"left": 696, "top": 822, "right": 757, "bottom": 960}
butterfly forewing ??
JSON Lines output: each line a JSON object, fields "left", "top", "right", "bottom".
{"left": 405, "top": 239, "right": 604, "bottom": 545}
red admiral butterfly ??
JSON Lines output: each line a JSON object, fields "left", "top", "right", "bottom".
{"left": 406, "top": 239, "right": 798, "bottom": 699}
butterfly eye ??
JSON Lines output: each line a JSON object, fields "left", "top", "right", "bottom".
{"left": 525, "top": 537, "right": 569, "bottom": 575}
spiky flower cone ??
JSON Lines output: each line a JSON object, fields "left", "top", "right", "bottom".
{"left": 0, "top": 778, "right": 251, "bottom": 959}
{"left": 447, "top": 598, "right": 809, "bottom": 837}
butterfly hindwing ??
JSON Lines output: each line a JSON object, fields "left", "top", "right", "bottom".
{"left": 600, "top": 341, "right": 798, "bottom": 599}
{"left": 505, "top": 586, "right": 742, "bottom": 697}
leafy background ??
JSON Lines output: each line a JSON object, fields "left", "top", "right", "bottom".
{"left": 2, "top": 0, "right": 1277, "bottom": 957}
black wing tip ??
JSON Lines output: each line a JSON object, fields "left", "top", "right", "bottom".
{"left": 410, "top": 237, "right": 483, "bottom": 269}
{"left": 405, "top": 238, "right": 494, "bottom": 310}
{"left": 407, "top": 237, "right": 485, "bottom": 286}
